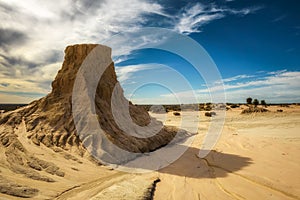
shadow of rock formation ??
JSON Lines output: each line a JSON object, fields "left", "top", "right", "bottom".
{"left": 159, "top": 147, "right": 252, "bottom": 179}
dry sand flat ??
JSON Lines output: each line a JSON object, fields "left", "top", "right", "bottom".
{"left": 0, "top": 106, "right": 299, "bottom": 199}
{"left": 152, "top": 106, "right": 300, "bottom": 200}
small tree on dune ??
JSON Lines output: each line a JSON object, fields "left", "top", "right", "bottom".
{"left": 253, "top": 99, "right": 259, "bottom": 107}
{"left": 261, "top": 100, "right": 267, "bottom": 107}
{"left": 246, "top": 97, "right": 252, "bottom": 105}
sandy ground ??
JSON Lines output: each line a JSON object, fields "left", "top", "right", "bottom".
{"left": 152, "top": 105, "right": 300, "bottom": 200}
{"left": 0, "top": 119, "right": 158, "bottom": 200}
{"left": 0, "top": 105, "right": 299, "bottom": 199}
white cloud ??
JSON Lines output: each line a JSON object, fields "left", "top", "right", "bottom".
{"left": 0, "top": 0, "right": 167, "bottom": 103}
{"left": 0, "top": 0, "right": 264, "bottom": 103}
{"left": 115, "top": 64, "right": 160, "bottom": 83}
{"left": 210, "top": 71, "right": 300, "bottom": 103}
{"left": 223, "top": 71, "right": 300, "bottom": 92}
{"left": 0, "top": 62, "right": 61, "bottom": 96}
{"left": 132, "top": 70, "right": 300, "bottom": 104}
{"left": 173, "top": 3, "right": 261, "bottom": 34}
{"left": 267, "top": 69, "right": 287, "bottom": 75}
{"left": 0, "top": 0, "right": 166, "bottom": 61}
{"left": 218, "top": 74, "right": 254, "bottom": 83}
{"left": 174, "top": 3, "right": 223, "bottom": 34}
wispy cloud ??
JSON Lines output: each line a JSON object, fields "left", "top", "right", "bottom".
{"left": 131, "top": 70, "right": 300, "bottom": 104}
{"left": 115, "top": 64, "right": 161, "bottom": 83}
{"left": 272, "top": 15, "right": 287, "bottom": 23}
{"left": 267, "top": 69, "right": 287, "bottom": 75}
{"left": 219, "top": 74, "right": 255, "bottom": 83}
{"left": 173, "top": 3, "right": 262, "bottom": 34}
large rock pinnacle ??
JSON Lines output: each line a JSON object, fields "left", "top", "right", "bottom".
{"left": 0, "top": 44, "right": 183, "bottom": 164}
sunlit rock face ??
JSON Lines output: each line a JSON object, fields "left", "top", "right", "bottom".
{"left": 0, "top": 44, "right": 182, "bottom": 165}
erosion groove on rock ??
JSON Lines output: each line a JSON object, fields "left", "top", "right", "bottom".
{"left": 0, "top": 44, "right": 187, "bottom": 199}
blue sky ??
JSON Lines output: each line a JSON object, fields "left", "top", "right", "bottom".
{"left": 0, "top": 0, "right": 299, "bottom": 103}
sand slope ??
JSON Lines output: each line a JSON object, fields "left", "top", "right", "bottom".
{"left": 153, "top": 106, "right": 300, "bottom": 200}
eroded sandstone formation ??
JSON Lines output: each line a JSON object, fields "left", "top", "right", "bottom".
{"left": 0, "top": 44, "right": 186, "bottom": 192}
{"left": 1, "top": 44, "right": 180, "bottom": 156}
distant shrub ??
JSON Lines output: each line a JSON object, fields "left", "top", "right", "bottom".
{"left": 241, "top": 107, "right": 269, "bottom": 114}
{"left": 246, "top": 97, "right": 252, "bottom": 104}
{"left": 173, "top": 112, "right": 181, "bottom": 116}
{"left": 219, "top": 104, "right": 226, "bottom": 109}
{"left": 199, "top": 104, "right": 205, "bottom": 110}
{"left": 280, "top": 104, "right": 289, "bottom": 107}
{"left": 205, "top": 112, "right": 216, "bottom": 117}
{"left": 204, "top": 106, "right": 212, "bottom": 111}
{"left": 205, "top": 112, "right": 212, "bottom": 117}
{"left": 277, "top": 109, "right": 283, "bottom": 112}
{"left": 253, "top": 99, "right": 259, "bottom": 107}
{"left": 230, "top": 104, "right": 239, "bottom": 108}
{"left": 261, "top": 100, "right": 267, "bottom": 107}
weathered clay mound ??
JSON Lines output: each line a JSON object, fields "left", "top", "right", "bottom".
{"left": 0, "top": 44, "right": 184, "bottom": 162}
{"left": 241, "top": 107, "right": 269, "bottom": 114}
{"left": 0, "top": 44, "right": 189, "bottom": 198}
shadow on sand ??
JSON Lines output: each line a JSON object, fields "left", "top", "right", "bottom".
{"left": 157, "top": 146, "right": 253, "bottom": 179}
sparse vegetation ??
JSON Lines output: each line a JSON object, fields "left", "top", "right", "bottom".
{"left": 173, "top": 112, "right": 181, "bottom": 116}
{"left": 246, "top": 97, "right": 252, "bottom": 105}
{"left": 210, "top": 111, "right": 216, "bottom": 116}
{"left": 280, "top": 104, "right": 289, "bottom": 107}
{"left": 204, "top": 103, "right": 212, "bottom": 111}
{"left": 241, "top": 107, "right": 269, "bottom": 114}
{"left": 253, "top": 99, "right": 259, "bottom": 107}
{"left": 205, "top": 111, "right": 216, "bottom": 117}
{"left": 205, "top": 112, "right": 212, "bottom": 117}
{"left": 230, "top": 104, "right": 239, "bottom": 108}
{"left": 261, "top": 100, "right": 267, "bottom": 107}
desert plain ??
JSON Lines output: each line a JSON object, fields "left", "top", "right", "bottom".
{"left": 152, "top": 105, "right": 300, "bottom": 200}
{"left": 0, "top": 104, "right": 299, "bottom": 200}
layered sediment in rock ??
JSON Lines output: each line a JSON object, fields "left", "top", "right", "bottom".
{"left": 0, "top": 44, "right": 184, "bottom": 164}
{"left": 0, "top": 44, "right": 191, "bottom": 198}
